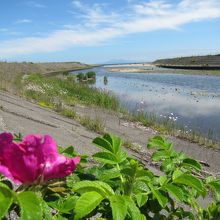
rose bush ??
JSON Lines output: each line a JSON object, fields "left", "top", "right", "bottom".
{"left": 0, "top": 132, "right": 80, "bottom": 184}
{"left": 0, "top": 132, "right": 219, "bottom": 220}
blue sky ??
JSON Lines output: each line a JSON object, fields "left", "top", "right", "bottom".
{"left": 0, "top": 0, "right": 220, "bottom": 63}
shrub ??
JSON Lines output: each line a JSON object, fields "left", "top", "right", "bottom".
{"left": 62, "top": 71, "right": 70, "bottom": 76}
{"left": 0, "top": 133, "right": 219, "bottom": 219}
{"left": 76, "top": 72, "right": 84, "bottom": 81}
{"left": 86, "top": 71, "right": 96, "bottom": 79}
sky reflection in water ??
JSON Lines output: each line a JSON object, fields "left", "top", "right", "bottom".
{"left": 73, "top": 67, "right": 220, "bottom": 140}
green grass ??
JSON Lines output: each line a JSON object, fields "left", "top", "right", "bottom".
{"left": 79, "top": 116, "right": 105, "bottom": 133}
{"left": 23, "top": 73, "right": 120, "bottom": 111}
{"left": 12, "top": 72, "right": 220, "bottom": 148}
{"left": 127, "top": 110, "right": 219, "bottom": 148}
{"left": 60, "top": 108, "right": 76, "bottom": 119}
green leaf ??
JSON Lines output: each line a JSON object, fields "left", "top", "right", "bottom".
{"left": 116, "top": 150, "right": 127, "bottom": 163}
{"left": 93, "top": 136, "right": 113, "bottom": 152}
{"left": 161, "top": 159, "right": 175, "bottom": 172}
{"left": 126, "top": 197, "right": 146, "bottom": 220}
{"left": 48, "top": 196, "right": 78, "bottom": 214}
{"left": 99, "top": 168, "right": 121, "bottom": 181}
{"left": 93, "top": 152, "right": 118, "bottom": 164}
{"left": 152, "top": 150, "right": 172, "bottom": 161}
{"left": 103, "top": 134, "right": 122, "bottom": 153}
{"left": 136, "top": 193, "right": 148, "bottom": 207}
{"left": 173, "top": 174, "right": 204, "bottom": 194}
{"left": 17, "top": 191, "right": 42, "bottom": 220}
{"left": 66, "top": 173, "right": 80, "bottom": 188}
{"left": 163, "top": 184, "right": 184, "bottom": 202}
{"left": 182, "top": 158, "right": 202, "bottom": 171}
{"left": 172, "top": 169, "right": 184, "bottom": 180}
{"left": 0, "top": 183, "right": 13, "bottom": 219}
{"left": 41, "top": 200, "right": 54, "bottom": 220}
{"left": 208, "top": 181, "right": 220, "bottom": 201}
{"left": 134, "top": 180, "right": 149, "bottom": 192}
{"left": 206, "top": 176, "right": 216, "bottom": 183}
{"left": 148, "top": 183, "right": 168, "bottom": 208}
{"left": 136, "top": 169, "right": 154, "bottom": 180}
{"left": 60, "top": 146, "right": 77, "bottom": 157}
{"left": 109, "top": 195, "right": 127, "bottom": 220}
{"left": 147, "top": 136, "right": 172, "bottom": 150}
{"left": 158, "top": 176, "right": 168, "bottom": 186}
{"left": 74, "top": 191, "right": 103, "bottom": 220}
{"left": 73, "top": 180, "right": 114, "bottom": 198}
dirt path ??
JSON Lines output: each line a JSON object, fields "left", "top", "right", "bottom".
{"left": 0, "top": 91, "right": 219, "bottom": 176}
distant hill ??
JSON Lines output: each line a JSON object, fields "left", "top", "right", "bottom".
{"left": 153, "top": 54, "right": 220, "bottom": 70}
{"left": 103, "top": 59, "right": 142, "bottom": 65}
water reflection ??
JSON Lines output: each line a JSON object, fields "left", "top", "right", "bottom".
{"left": 72, "top": 67, "right": 220, "bottom": 140}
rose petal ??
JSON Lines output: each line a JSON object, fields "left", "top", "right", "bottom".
{"left": 0, "top": 164, "right": 21, "bottom": 184}
{"left": 43, "top": 155, "right": 80, "bottom": 180}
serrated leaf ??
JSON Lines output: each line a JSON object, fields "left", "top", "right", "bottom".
{"left": 158, "top": 176, "right": 168, "bottom": 186}
{"left": 74, "top": 191, "right": 103, "bottom": 220}
{"left": 161, "top": 159, "right": 175, "bottom": 172}
{"left": 66, "top": 173, "right": 80, "bottom": 188}
{"left": 163, "top": 184, "right": 184, "bottom": 202}
{"left": 99, "top": 168, "right": 121, "bottom": 181}
{"left": 173, "top": 174, "right": 204, "bottom": 194}
{"left": 147, "top": 136, "right": 172, "bottom": 150}
{"left": 148, "top": 183, "right": 168, "bottom": 208}
{"left": 152, "top": 150, "right": 172, "bottom": 161}
{"left": 109, "top": 195, "right": 127, "bottom": 220}
{"left": 48, "top": 196, "right": 78, "bottom": 214}
{"left": 41, "top": 200, "right": 54, "bottom": 220}
{"left": 103, "top": 134, "right": 122, "bottom": 153}
{"left": 136, "top": 169, "right": 154, "bottom": 180}
{"left": 73, "top": 180, "right": 114, "bottom": 198}
{"left": 93, "top": 136, "right": 113, "bottom": 152}
{"left": 61, "top": 146, "right": 76, "bottom": 157}
{"left": 208, "top": 181, "right": 220, "bottom": 201}
{"left": 116, "top": 150, "right": 127, "bottom": 163}
{"left": 134, "top": 180, "right": 149, "bottom": 192}
{"left": 126, "top": 196, "right": 146, "bottom": 220}
{"left": 172, "top": 169, "right": 184, "bottom": 180}
{"left": 93, "top": 151, "right": 118, "bottom": 164}
{"left": 136, "top": 193, "right": 148, "bottom": 207}
{"left": 206, "top": 176, "right": 216, "bottom": 183}
{"left": 17, "top": 191, "right": 42, "bottom": 220}
{"left": 0, "top": 183, "right": 13, "bottom": 219}
{"left": 182, "top": 158, "right": 202, "bottom": 171}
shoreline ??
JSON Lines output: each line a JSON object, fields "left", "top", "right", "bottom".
{"left": 1, "top": 90, "right": 219, "bottom": 176}
{"left": 105, "top": 67, "right": 220, "bottom": 76}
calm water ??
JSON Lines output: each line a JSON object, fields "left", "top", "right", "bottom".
{"left": 72, "top": 66, "right": 220, "bottom": 140}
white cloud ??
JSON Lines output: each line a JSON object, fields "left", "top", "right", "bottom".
{"left": 1, "top": 0, "right": 220, "bottom": 57}
{"left": 0, "top": 28, "right": 8, "bottom": 32}
{"left": 26, "top": 1, "right": 46, "bottom": 8}
{"left": 16, "top": 19, "right": 32, "bottom": 24}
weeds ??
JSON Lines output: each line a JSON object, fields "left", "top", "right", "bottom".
{"left": 23, "top": 73, "right": 120, "bottom": 111}
{"left": 60, "top": 108, "right": 76, "bottom": 119}
{"left": 79, "top": 116, "right": 105, "bottom": 133}
{"left": 127, "top": 110, "right": 219, "bottom": 148}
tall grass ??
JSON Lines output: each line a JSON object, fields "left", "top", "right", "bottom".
{"left": 23, "top": 73, "right": 120, "bottom": 111}
{"left": 127, "top": 110, "right": 219, "bottom": 148}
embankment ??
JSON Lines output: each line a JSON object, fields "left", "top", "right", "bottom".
{"left": 154, "top": 54, "right": 220, "bottom": 70}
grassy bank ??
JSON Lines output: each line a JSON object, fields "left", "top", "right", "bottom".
{"left": 0, "top": 61, "right": 90, "bottom": 93}
{"left": 23, "top": 73, "right": 120, "bottom": 111}
{"left": 1, "top": 66, "right": 219, "bottom": 148}
{"left": 125, "top": 111, "right": 219, "bottom": 148}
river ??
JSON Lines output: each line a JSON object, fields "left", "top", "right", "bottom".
{"left": 71, "top": 65, "right": 220, "bottom": 141}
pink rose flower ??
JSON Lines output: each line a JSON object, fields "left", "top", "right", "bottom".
{"left": 0, "top": 132, "right": 80, "bottom": 184}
